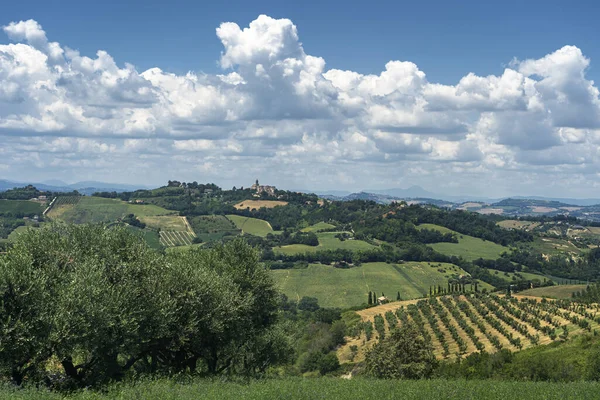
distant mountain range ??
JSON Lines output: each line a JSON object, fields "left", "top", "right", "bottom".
{"left": 310, "top": 185, "right": 600, "bottom": 207}
{"left": 0, "top": 179, "right": 150, "bottom": 196}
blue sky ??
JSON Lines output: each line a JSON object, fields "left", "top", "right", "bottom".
{"left": 4, "top": 0, "right": 598, "bottom": 83}
{"left": 1, "top": 1, "right": 600, "bottom": 197}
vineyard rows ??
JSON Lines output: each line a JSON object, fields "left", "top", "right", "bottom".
{"left": 356, "top": 294, "right": 600, "bottom": 359}
{"left": 53, "top": 196, "right": 81, "bottom": 207}
{"left": 159, "top": 230, "right": 196, "bottom": 247}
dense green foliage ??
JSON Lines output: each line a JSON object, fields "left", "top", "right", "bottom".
{"left": 0, "top": 225, "right": 286, "bottom": 388}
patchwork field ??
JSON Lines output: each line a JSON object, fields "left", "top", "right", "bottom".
{"left": 274, "top": 232, "right": 376, "bottom": 255}
{"left": 272, "top": 262, "right": 492, "bottom": 308}
{"left": 233, "top": 200, "right": 288, "bottom": 210}
{"left": 0, "top": 199, "right": 44, "bottom": 215}
{"left": 47, "top": 196, "right": 173, "bottom": 224}
{"left": 189, "top": 215, "right": 240, "bottom": 242}
{"left": 418, "top": 224, "right": 510, "bottom": 261}
{"left": 338, "top": 293, "right": 600, "bottom": 364}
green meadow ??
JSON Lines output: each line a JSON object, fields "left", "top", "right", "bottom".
{"left": 272, "top": 261, "right": 492, "bottom": 308}
{"left": 418, "top": 223, "right": 509, "bottom": 261}
{"left": 274, "top": 231, "right": 376, "bottom": 255}
{"left": 226, "top": 214, "right": 274, "bottom": 237}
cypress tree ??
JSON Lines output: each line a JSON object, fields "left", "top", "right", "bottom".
{"left": 396, "top": 291, "right": 400, "bottom": 301}
{"left": 368, "top": 291, "right": 372, "bottom": 305}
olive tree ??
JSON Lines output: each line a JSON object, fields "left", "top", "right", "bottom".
{"left": 0, "top": 224, "right": 287, "bottom": 387}
{"left": 365, "top": 323, "right": 438, "bottom": 379}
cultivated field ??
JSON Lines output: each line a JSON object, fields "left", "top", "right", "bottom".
{"left": 47, "top": 196, "right": 173, "bottom": 223}
{"left": 519, "top": 285, "right": 589, "bottom": 299}
{"left": 272, "top": 262, "right": 493, "bottom": 308}
{"left": 339, "top": 293, "right": 600, "bottom": 363}
{"left": 139, "top": 215, "right": 189, "bottom": 231}
{"left": 189, "top": 215, "right": 240, "bottom": 242}
{"left": 0, "top": 199, "right": 44, "bottom": 215}
{"left": 418, "top": 224, "right": 509, "bottom": 261}
{"left": 301, "top": 222, "right": 336, "bottom": 232}
{"left": 274, "top": 231, "right": 376, "bottom": 255}
{"left": 226, "top": 214, "right": 273, "bottom": 237}
{"left": 233, "top": 200, "right": 288, "bottom": 210}
{"left": 159, "top": 230, "right": 196, "bottom": 247}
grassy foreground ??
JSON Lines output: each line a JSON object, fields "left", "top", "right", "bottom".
{"left": 3, "top": 378, "right": 599, "bottom": 400}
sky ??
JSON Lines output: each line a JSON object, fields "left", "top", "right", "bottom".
{"left": 1, "top": 0, "right": 600, "bottom": 197}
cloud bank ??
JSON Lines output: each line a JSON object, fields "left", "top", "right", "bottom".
{"left": 1, "top": 15, "right": 600, "bottom": 196}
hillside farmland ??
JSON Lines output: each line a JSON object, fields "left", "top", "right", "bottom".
{"left": 338, "top": 293, "right": 600, "bottom": 363}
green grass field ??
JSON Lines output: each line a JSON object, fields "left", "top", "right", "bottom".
{"left": 188, "top": 215, "right": 240, "bottom": 242}
{"left": 0, "top": 199, "right": 44, "bottom": 215}
{"left": 226, "top": 215, "right": 273, "bottom": 237}
{"left": 530, "top": 237, "right": 585, "bottom": 256}
{"left": 301, "top": 222, "right": 336, "bottom": 232}
{"left": 48, "top": 197, "right": 173, "bottom": 224}
{"left": 418, "top": 224, "right": 509, "bottom": 261}
{"left": 274, "top": 232, "right": 376, "bottom": 255}
{"left": 487, "top": 269, "right": 553, "bottom": 283}
{"left": 519, "top": 284, "right": 589, "bottom": 299}
{"left": 272, "top": 262, "right": 492, "bottom": 308}
{"left": 3, "top": 378, "right": 596, "bottom": 400}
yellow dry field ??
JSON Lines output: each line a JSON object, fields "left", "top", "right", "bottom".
{"left": 234, "top": 200, "right": 288, "bottom": 210}
{"left": 476, "top": 208, "right": 504, "bottom": 215}
{"left": 459, "top": 202, "right": 483, "bottom": 209}
{"left": 530, "top": 206, "right": 557, "bottom": 213}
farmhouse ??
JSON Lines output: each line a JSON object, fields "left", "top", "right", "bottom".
{"left": 377, "top": 296, "right": 389, "bottom": 305}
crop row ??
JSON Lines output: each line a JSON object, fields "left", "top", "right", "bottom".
{"left": 159, "top": 230, "right": 195, "bottom": 247}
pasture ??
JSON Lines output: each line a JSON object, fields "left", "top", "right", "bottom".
{"left": 226, "top": 214, "right": 273, "bottom": 237}
{"left": 233, "top": 200, "right": 288, "bottom": 210}
{"left": 274, "top": 232, "right": 376, "bottom": 255}
{"left": 418, "top": 224, "right": 509, "bottom": 261}
{"left": 272, "top": 262, "right": 491, "bottom": 308}
{"left": 47, "top": 196, "right": 173, "bottom": 224}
